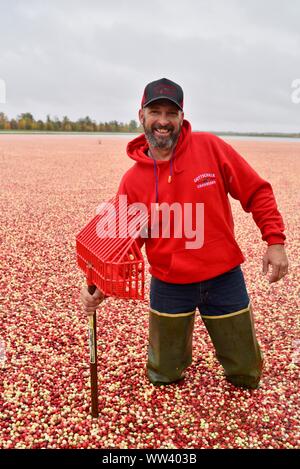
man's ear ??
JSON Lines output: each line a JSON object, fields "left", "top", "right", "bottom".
{"left": 138, "top": 108, "right": 145, "bottom": 125}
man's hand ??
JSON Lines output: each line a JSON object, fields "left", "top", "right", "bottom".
{"left": 262, "top": 244, "right": 289, "bottom": 283}
{"left": 80, "top": 286, "right": 106, "bottom": 316}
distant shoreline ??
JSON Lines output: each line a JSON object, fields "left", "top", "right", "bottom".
{"left": 0, "top": 130, "right": 300, "bottom": 139}
{"left": 210, "top": 131, "right": 300, "bottom": 139}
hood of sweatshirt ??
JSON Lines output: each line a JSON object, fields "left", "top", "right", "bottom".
{"left": 126, "top": 119, "right": 192, "bottom": 175}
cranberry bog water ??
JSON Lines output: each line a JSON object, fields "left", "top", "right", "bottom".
{"left": 0, "top": 134, "right": 299, "bottom": 449}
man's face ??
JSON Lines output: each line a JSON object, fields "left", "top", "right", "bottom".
{"left": 139, "top": 99, "right": 184, "bottom": 150}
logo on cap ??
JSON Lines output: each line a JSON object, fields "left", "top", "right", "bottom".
{"left": 153, "top": 83, "right": 177, "bottom": 98}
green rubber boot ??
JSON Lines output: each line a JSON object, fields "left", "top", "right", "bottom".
{"left": 147, "top": 309, "right": 196, "bottom": 385}
{"left": 201, "top": 303, "right": 263, "bottom": 389}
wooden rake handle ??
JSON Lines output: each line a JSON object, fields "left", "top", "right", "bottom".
{"left": 87, "top": 284, "right": 99, "bottom": 418}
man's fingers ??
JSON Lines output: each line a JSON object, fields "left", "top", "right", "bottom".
{"left": 83, "top": 303, "right": 99, "bottom": 314}
{"left": 278, "top": 264, "right": 289, "bottom": 281}
{"left": 93, "top": 289, "right": 104, "bottom": 300}
{"left": 81, "top": 296, "right": 99, "bottom": 308}
{"left": 82, "top": 299, "right": 101, "bottom": 310}
{"left": 84, "top": 310, "right": 96, "bottom": 317}
{"left": 269, "top": 264, "right": 280, "bottom": 283}
{"left": 81, "top": 287, "right": 102, "bottom": 302}
{"left": 268, "top": 263, "right": 289, "bottom": 283}
{"left": 80, "top": 286, "right": 106, "bottom": 317}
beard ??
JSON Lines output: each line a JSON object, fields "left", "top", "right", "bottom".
{"left": 143, "top": 121, "right": 182, "bottom": 150}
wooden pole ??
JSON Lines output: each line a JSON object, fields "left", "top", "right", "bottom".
{"left": 86, "top": 265, "right": 99, "bottom": 418}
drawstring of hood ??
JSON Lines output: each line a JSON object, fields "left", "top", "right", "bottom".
{"left": 148, "top": 150, "right": 173, "bottom": 207}
{"left": 168, "top": 157, "right": 173, "bottom": 183}
{"left": 152, "top": 157, "right": 159, "bottom": 207}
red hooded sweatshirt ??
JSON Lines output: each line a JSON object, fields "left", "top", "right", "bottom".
{"left": 117, "top": 120, "right": 286, "bottom": 283}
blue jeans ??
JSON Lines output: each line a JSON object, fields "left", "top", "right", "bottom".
{"left": 150, "top": 265, "right": 250, "bottom": 316}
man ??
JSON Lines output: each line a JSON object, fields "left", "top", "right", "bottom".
{"left": 81, "top": 78, "right": 288, "bottom": 389}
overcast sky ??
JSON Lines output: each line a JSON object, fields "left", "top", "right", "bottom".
{"left": 0, "top": 0, "right": 299, "bottom": 132}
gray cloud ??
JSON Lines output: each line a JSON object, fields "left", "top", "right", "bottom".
{"left": 0, "top": 0, "right": 299, "bottom": 131}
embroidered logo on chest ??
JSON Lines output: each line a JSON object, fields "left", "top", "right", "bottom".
{"left": 193, "top": 173, "right": 216, "bottom": 189}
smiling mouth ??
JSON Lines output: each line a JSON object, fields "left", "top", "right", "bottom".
{"left": 153, "top": 128, "right": 172, "bottom": 137}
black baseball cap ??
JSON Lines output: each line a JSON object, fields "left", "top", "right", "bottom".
{"left": 141, "top": 78, "right": 184, "bottom": 110}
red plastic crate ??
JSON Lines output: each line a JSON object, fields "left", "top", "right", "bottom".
{"left": 76, "top": 196, "right": 148, "bottom": 300}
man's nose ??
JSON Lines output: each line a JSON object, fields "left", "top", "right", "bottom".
{"left": 157, "top": 114, "right": 169, "bottom": 126}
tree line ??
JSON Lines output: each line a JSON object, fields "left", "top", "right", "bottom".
{"left": 0, "top": 112, "right": 143, "bottom": 132}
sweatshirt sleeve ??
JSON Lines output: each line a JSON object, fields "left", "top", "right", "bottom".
{"left": 116, "top": 173, "right": 146, "bottom": 251}
{"left": 220, "top": 141, "right": 286, "bottom": 246}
